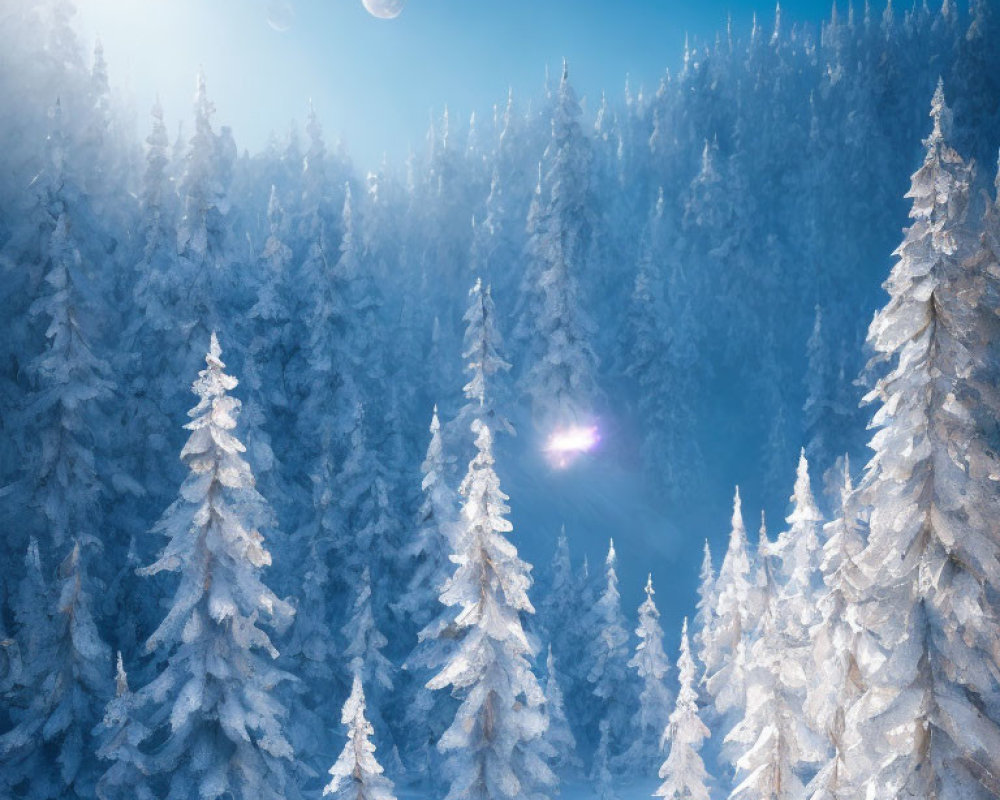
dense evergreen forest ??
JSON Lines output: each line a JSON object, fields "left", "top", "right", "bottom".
{"left": 1, "top": 1, "right": 1000, "bottom": 798}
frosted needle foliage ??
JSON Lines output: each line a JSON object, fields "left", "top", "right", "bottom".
{"left": 427, "top": 420, "right": 554, "bottom": 800}
{"left": 126, "top": 333, "right": 296, "bottom": 800}
{"left": 323, "top": 673, "right": 397, "bottom": 800}
{"left": 655, "top": 618, "right": 711, "bottom": 800}
{"left": 847, "top": 81, "right": 1000, "bottom": 800}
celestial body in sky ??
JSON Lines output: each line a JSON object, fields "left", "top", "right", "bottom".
{"left": 362, "top": 0, "right": 406, "bottom": 20}
{"left": 266, "top": 0, "right": 295, "bottom": 32}
{"left": 545, "top": 425, "right": 601, "bottom": 468}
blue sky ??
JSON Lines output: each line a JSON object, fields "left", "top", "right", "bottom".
{"left": 79, "top": 0, "right": 835, "bottom": 168}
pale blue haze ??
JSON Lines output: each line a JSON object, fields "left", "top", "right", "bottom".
{"left": 81, "top": 0, "right": 833, "bottom": 166}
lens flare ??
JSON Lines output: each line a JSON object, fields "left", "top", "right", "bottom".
{"left": 544, "top": 425, "right": 600, "bottom": 468}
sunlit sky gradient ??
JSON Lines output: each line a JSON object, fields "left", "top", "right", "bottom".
{"left": 78, "top": 0, "right": 834, "bottom": 168}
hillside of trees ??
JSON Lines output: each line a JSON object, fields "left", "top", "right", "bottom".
{"left": 1, "top": 1, "right": 1000, "bottom": 798}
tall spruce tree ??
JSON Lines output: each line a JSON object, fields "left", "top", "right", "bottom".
{"left": 397, "top": 406, "right": 458, "bottom": 780}
{"left": 804, "top": 459, "right": 868, "bottom": 800}
{"left": 323, "top": 674, "right": 397, "bottom": 800}
{"left": 539, "top": 527, "right": 574, "bottom": 650}
{"left": 520, "top": 61, "right": 600, "bottom": 426}
{"left": 774, "top": 450, "right": 824, "bottom": 631}
{"left": 770, "top": 450, "right": 825, "bottom": 747}
{"left": 94, "top": 653, "right": 154, "bottom": 800}
{"left": 398, "top": 406, "right": 456, "bottom": 631}
{"left": 542, "top": 645, "right": 581, "bottom": 774}
{"left": 125, "top": 333, "right": 297, "bottom": 800}
{"left": 655, "top": 618, "right": 711, "bottom": 800}
{"left": 693, "top": 541, "right": 717, "bottom": 685}
{"left": 623, "top": 574, "right": 674, "bottom": 773}
{"left": 125, "top": 97, "right": 182, "bottom": 518}
{"left": 13, "top": 100, "right": 112, "bottom": 557}
{"left": 173, "top": 74, "right": 234, "bottom": 373}
{"left": 704, "top": 490, "right": 753, "bottom": 726}
{"left": 847, "top": 82, "right": 1000, "bottom": 799}
{"left": 583, "top": 539, "right": 633, "bottom": 772}
{"left": 452, "top": 277, "right": 514, "bottom": 450}
{"left": 726, "top": 530, "right": 824, "bottom": 800}
{"left": 427, "top": 421, "right": 554, "bottom": 800}
{"left": 0, "top": 540, "right": 112, "bottom": 799}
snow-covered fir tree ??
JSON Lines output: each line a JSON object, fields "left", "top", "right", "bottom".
{"left": 323, "top": 673, "right": 397, "bottom": 800}
{"left": 748, "top": 509, "right": 769, "bottom": 623}
{"left": 704, "top": 490, "right": 753, "bottom": 729}
{"left": 773, "top": 450, "right": 824, "bottom": 633}
{"left": 343, "top": 566, "right": 394, "bottom": 694}
{"left": 398, "top": 406, "right": 455, "bottom": 631}
{"left": 173, "top": 74, "right": 234, "bottom": 371}
{"left": 246, "top": 184, "right": 295, "bottom": 398}
{"left": 725, "top": 529, "right": 824, "bottom": 800}
{"left": 427, "top": 421, "right": 554, "bottom": 800}
{"left": 298, "top": 183, "right": 359, "bottom": 450}
{"left": 757, "top": 330, "right": 796, "bottom": 496}
{"left": 582, "top": 539, "right": 633, "bottom": 773}
{"left": 283, "top": 204, "right": 345, "bottom": 774}
{"left": 520, "top": 61, "right": 600, "bottom": 426}
{"left": 592, "top": 718, "right": 617, "bottom": 800}
{"left": 538, "top": 526, "right": 575, "bottom": 659}
{"left": 847, "top": 81, "right": 1000, "bottom": 799}
{"left": 692, "top": 541, "right": 717, "bottom": 686}
{"left": 451, "top": 277, "right": 514, "bottom": 452}
{"left": 237, "top": 347, "right": 293, "bottom": 588}
{"left": 12, "top": 99, "right": 112, "bottom": 558}
{"left": 766, "top": 449, "right": 825, "bottom": 750}
{"left": 300, "top": 100, "right": 330, "bottom": 241}
{"left": 555, "top": 549, "right": 599, "bottom": 744}
{"left": 124, "top": 333, "right": 297, "bottom": 800}
{"left": 0, "top": 539, "right": 112, "bottom": 799}
{"left": 802, "top": 305, "right": 859, "bottom": 477}
{"left": 655, "top": 618, "right": 711, "bottom": 800}
{"left": 94, "top": 653, "right": 153, "bottom": 800}
{"left": 804, "top": 458, "right": 868, "bottom": 800}
{"left": 2, "top": 540, "right": 48, "bottom": 703}
{"left": 538, "top": 525, "right": 593, "bottom": 746}
{"left": 622, "top": 574, "right": 673, "bottom": 773}
{"left": 622, "top": 191, "right": 667, "bottom": 461}
{"left": 512, "top": 163, "right": 544, "bottom": 348}
{"left": 125, "top": 97, "right": 182, "bottom": 521}
{"left": 341, "top": 563, "right": 398, "bottom": 773}
{"left": 333, "top": 400, "right": 402, "bottom": 624}
{"left": 623, "top": 187, "right": 705, "bottom": 496}
{"left": 397, "top": 406, "right": 459, "bottom": 779}
{"left": 542, "top": 644, "right": 581, "bottom": 774}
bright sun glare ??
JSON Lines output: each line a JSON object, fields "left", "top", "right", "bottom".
{"left": 544, "top": 425, "right": 600, "bottom": 468}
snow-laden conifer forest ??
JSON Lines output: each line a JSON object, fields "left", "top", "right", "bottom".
{"left": 2, "top": 1, "right": 1000, "bottom": 798}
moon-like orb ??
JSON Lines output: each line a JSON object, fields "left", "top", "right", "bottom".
{"left": 362, "top": 0, "right": 406, "bottom": 20}
{"left": 266, "top": 0, "right": 295, "bottom": 31}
